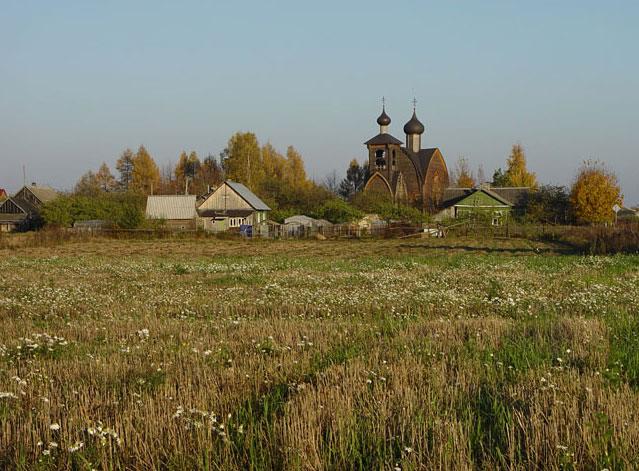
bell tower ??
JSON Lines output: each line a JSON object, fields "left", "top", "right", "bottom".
{"left": 364, "top": 100, "right": 403, "bottom": 192}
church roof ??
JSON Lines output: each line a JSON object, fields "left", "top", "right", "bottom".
{"left": 403, "top": 111, "right": 425, "bottom": 135}
{"left": 364, "top": 133, "right": 403, "bottom": 146}
{"left": 416, "top": 148, "right": 439, "bottom": 175}
{"left": 376, "top": 108, "right": 391, "bottom": 126}
{"left": 401, "top": 147, "right": 440, "bottom": 179}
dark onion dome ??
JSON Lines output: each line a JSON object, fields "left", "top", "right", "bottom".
{"left": 403, "top": 111, "right": 425, "bottom": 135}
{"left": 377, "top": 107, "right": 391, "bottom": 126}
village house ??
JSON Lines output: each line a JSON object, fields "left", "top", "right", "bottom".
{"left": 197, "top": 180, "right": 270, "bottom": 232}
{"left": 145, "top": 195, "right": 197, "bottom": 231}
{"left": 0, "top": 184, "right": 58, "bottom": 232}
{"left": 434, "top": 185, "right": 531, "bottom": 225}
{"left": 618, "top": 207, "right": 639, "bottom": 221}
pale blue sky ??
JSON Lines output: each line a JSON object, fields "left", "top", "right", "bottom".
{"left": 1, "top": 1, "right": 638, "bottom": 203}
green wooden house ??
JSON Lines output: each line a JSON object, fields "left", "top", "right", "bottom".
{"left": 434, "top": 187, "right": 515, "bottom": 225}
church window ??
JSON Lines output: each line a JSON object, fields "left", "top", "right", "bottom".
{"left": 392, "top": 150, "right": 396, "bottom": 168}
{"left": 375, "top": 149, "right": 386, "bottom": 169}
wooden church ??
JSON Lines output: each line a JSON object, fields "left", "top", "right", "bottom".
{"left": 363, "top": 103, "right": 449, "bottom": 212}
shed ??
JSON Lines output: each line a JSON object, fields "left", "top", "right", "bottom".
{"left": 73, "top": 220, "right": 110, "bottom": 232}
{"left": 146, "top": 195, "right": 197, "bottom": 230}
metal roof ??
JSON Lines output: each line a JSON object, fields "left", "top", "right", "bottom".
{"left": 225, "top": 181, "right": 271, "bottom": 211}
{"left": 146, "top": 195, "right": 197, "bottom": 220}
{"left": 377, "top": 107, "right": 391, "bottom": 126}
{"left": 403, "top": 110, "right": 425, "bottom": 135}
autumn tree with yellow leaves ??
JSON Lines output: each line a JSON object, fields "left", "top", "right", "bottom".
{"left": 453, "top": 156, "right": 476, "bottom": 188}
{"left": 131, "top": 145, "right": 161, "bottom": 195}
{"left": 504, "top": 144, "right": 538, "bottom": 188}
{"left": 570, "top": 160, "right": 622, "bottom": 224}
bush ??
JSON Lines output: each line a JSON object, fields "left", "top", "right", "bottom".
{"left": 313, "top": 199, "right": 362, "bottom": 224}
{"left": 351, "top": 192, "right": 427, "bottom": 225}
{"left": 41, "top": 192, "right": 146, "bottom": 229}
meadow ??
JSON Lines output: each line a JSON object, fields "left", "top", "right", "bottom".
{"left": 1, "top": 237, "right": 638, "bottom": 469}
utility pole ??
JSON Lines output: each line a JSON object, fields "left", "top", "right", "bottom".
{"left": 247, "top": 151, "right": 251, "bottom": 188}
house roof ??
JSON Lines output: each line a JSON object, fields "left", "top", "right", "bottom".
{"left": 480, "top": 188, "right": 514, "bottom": 206}
{"left": 197, "top": 208, "right": 254, "bottom": 218}
{"left": 453, "top": 189, "right": 512, "bottom": 208}
{"left": 22, "top": 185, "right": 58, "bottom": 203}
{"left": 618, "top": 207, "right": 638, "bottom": 218}
{"left": 364, "top": 133, "right": 403, "bottom": 146}
{"left": 282, "top": 215, "right": 333, "bottom": 227}
{"left": 13, "top": 197, "right": 39, "bottom": 213}
{"left": 0, "top": 189, "right": 7, "bottom": 198}
{"left": 441, "top": 187, "right": 532, "bottom": 208}
{"left": 0, "top": 196, "right": 36, "bottom": 215}
{"left": 284, "top": 215, "right": 318, "bottom": 227}
{"left": 146, "top": 195, "right": 197, "bottom": 220}
{"left": 490, "top": 187, "right": 531, "bottom": 207}
{"left": 225, "top": 181, "right": 271, "bottom": 211}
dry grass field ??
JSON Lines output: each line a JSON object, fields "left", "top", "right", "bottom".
{"left": 1, "top": 237, "right": 639, "bottom": 469}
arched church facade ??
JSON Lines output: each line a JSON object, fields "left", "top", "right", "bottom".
{"left": 363, "top": 104, "right": 449, "bottom": 212}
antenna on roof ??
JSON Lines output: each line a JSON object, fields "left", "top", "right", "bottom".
{"left": 22, "top": 165, "right": 26, "bottom": 187}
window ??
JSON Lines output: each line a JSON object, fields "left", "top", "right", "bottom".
{"left": 375, "top": 149, "right": 386, "bottom": 170}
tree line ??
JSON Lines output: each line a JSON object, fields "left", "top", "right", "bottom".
{"left": 43, "top": 136, "right": 624, "bottom": 228}
{"left": 446, "top": 144, "right": 622, "bottom": 224}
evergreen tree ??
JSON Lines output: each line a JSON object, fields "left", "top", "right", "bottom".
{"left": 338, "top": 159, "right": 368, "bottom": 200}
{"left": 492, "top": 168, "right": 508, "bottom": 186}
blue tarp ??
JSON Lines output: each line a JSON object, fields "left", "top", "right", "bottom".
{"left": 239, "top": 224, "right": 253, "bottom": 237}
